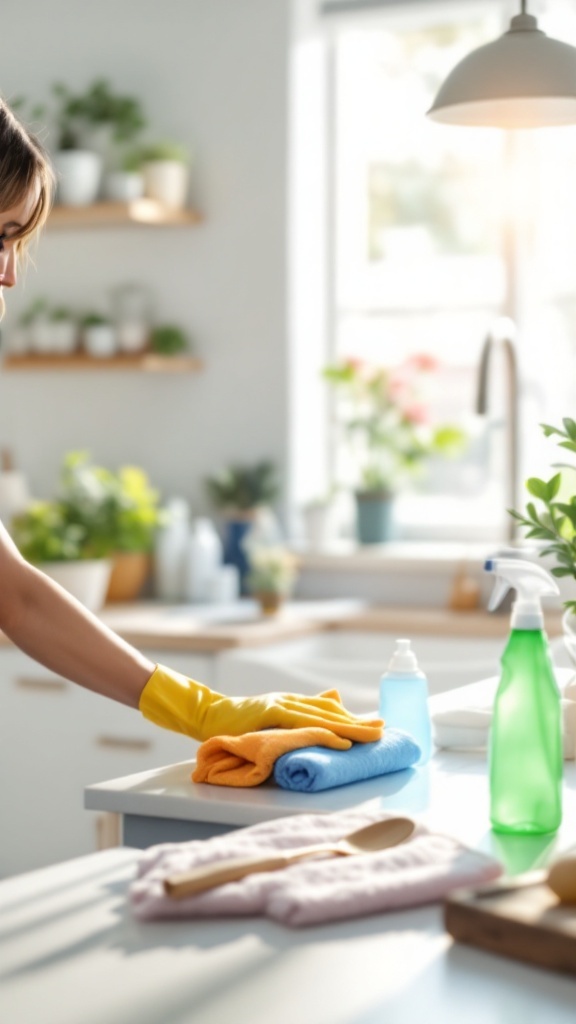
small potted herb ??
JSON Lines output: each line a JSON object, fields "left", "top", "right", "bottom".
{"left": 49, "top": 306, "right": 78, "bottom": 354}
{"left": 81, "top": 312, "right": 116, "bottom": 358}
{"left": 150, "top": 323, "right": 189, "bottom": 356}
{"left": 245, "top": 545, "right": 299, "bottom": 616}
{"left": 138, "top": 140, "right": 191, "bottom": 208}
{"left": 103, "top": 148, "right": 145, "bottom": 203}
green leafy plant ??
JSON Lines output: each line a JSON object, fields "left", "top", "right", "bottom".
{"left": 206, "top": 461, "right": 280, "bottom": 513}
{"left": 138, "top": 141, "right": 189, "bottom": 163}
{"left": 510, "top": 418, "right": 576, "bottom": 612}
{"left": 52, "top": 79, "right": 146, "bottom": 148}
{"left": 81, "top": 312, "right": 110, "bottom": 328}
{"left": 150, "top": 324, "right": 189, "bottom": 355}
{"left": 11, "top": 501, "right": 94, "bottom": 563}
{"left": 121, "top": 148, "right": 145, "bottom": 173}
{"left": 19, "top": 297, "right": 49, "bottom": 327}
{"left": 323, "top": 354, "right": 466, "bottom": 494}
{"left": 11, "top": 452, "right": 163, "bottom": 563}
{"left": 246, "top": 546, "right": 298, "bottom": 597}
{"left": 50, "top": 306, "right": 74, "bottom": 323}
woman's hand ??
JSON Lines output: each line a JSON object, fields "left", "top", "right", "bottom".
{"left": 139, "top": 665, "right": 384, "bottom": 743}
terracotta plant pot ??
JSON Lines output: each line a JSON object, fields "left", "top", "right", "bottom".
{"left": 255, "top": 591, "right": 284, "bottom": 616}
{"left": 106, "top": 552, "right": 151, "bottom": 602}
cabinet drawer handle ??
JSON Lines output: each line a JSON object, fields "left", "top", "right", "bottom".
{"left": 15, "top": 675, "right": 68, "bottom": 692}
{"left": 96, "top": 735, "right": 153, "bottom": 752}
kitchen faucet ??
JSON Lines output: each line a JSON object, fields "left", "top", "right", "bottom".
{"left": 475, "top": 320, "right": 519, "bottom": 542}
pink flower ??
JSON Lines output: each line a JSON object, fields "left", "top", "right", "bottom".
{"left": 405, "top": 353, "right": 438, "bottom": 373}
{"left": 344, "top": 357, "right": 365, "bottom": 373}
{"left": 402, "top": 402, "right": 429, "bottom": 424}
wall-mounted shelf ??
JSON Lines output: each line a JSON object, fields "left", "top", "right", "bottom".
{"left": 2, "top": 353, "right": 204, "bottom": 373}
{"left": 47, "top": 200, "right": 202, "bottom": 229}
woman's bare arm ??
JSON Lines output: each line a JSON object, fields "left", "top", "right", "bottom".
{"left": 0, "top": 521, "right": 154, "bottom": 708}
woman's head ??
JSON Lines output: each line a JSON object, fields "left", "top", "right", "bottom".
{"left": 0, "top": 98, "right": 55, "bottom": 310}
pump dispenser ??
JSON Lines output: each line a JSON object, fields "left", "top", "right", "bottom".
{"left": 485, "top": 557, "right": 563, "bottom": 834}
{"left": 379, "top": 639, "right": 431, "bottom": 764}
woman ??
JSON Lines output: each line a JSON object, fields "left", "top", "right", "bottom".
{"left": 0, "top": 100, "right": 382, "bottom": 744}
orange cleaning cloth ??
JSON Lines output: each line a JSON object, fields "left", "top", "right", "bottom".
{"left": 192, "top": 728, "right": 353, "bottom": 788}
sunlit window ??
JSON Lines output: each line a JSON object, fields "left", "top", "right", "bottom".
{"left": 326, "top": 0, "right": 576, "bottom": 540}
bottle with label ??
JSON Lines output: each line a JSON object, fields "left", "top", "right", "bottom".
{"left": 485, "top": 557, "right": 563, "bottom": 834}
{"left": 378, "top": 639, "right": 432, "bottom": 764}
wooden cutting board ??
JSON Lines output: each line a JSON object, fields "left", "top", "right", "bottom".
{"left": 444, "top": 880, "right": 576, "bottom": 975}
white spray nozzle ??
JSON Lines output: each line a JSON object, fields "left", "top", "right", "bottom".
{"left": 387, "top": 638, "right": 420, "bottom": 673}
{"left": 484, "top": 557, "right": 559, "bottom": 629}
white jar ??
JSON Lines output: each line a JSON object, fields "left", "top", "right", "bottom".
{"left": 184, "top": 517, "right": 223, "bottom": 603}
{"left": 142, "top": 160, "right": 189, "bottom": 208}
{"left": 154, "top": 498, "right": 190, "bottom": 601}
{"left": 53, "top": 150, "right": 102, "bottom": 207}
{"left": 83, "top": 323, "right": 117, "bottom": 358}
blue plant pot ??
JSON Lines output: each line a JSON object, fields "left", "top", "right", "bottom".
{"left": 355, "top": 491, "right": 394, "bottom": 544}
{"left": 223, "top": 518, "right": 253, "bottom": 595}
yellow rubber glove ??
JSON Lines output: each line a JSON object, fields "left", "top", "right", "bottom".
{"left": 139, "top": 664, "right": 384, "bottom": 744}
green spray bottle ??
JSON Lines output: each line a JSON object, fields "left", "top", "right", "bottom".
{"left": 485, "top": 557, "right": 563, "bottom": 835}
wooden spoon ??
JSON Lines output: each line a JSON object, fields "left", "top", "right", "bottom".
{"left": 164, "top": 816, "right": 416, "bottom": 900}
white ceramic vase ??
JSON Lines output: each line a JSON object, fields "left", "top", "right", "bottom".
{"left": 40, "top": 560, "right": 112, "bottom": 612}
{"left": 142, "top": 160, "right": 189, "bottom": 208}
{"left": 53, "top": 150, "right": 102, "bottom": 206}
{"left": 83, "top": 324, "right": 117, "bottom": 358}
{"left": 103, "top": 171, "right": 145, "bottom": 203}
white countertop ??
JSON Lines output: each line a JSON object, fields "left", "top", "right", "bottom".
{"left": 1, "top": 843, "right": 576, "bottom": 1024}
{"left": 85, "top": 749, "right": 576, "bottom": 876}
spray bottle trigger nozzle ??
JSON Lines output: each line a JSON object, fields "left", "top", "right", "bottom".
{"left": 488, "top": 577, "right": 511, "bottom": 612}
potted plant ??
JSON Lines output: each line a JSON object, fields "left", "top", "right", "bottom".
{"left": 323, "top": 355, "right": 465, "bottom": 543}
{"left": 138, "top": 141, "right": 191, "bottom": 209}
{"left": 150, "top": 323, "right": 189, "bottom": 356}
{"left": 245, "top": 545, "right": 299, "bottom": 616}
{"left": 81, "top": 312, "right": 117, "bottom": 358}
{"left": 11, "top": 451, "right": 164, "bottom": 607}
{"left": 57, "top": 451, "right": 164, "bottom": 602}
{"left": 205, "top": 460, "right": 280, "bottom": 593}
{"left": 19, "top": 297, "right": 51, "bottom": 354}
{"left": 48, "top": 306, "right": 78, "bottom": 354}
{"left": 52, "top": 79, "right": 146, "bottom": 170}
{"left": 10, "top": 500, "right": 113, "bottom": 613}
{"left": 102, "top": 149, "right": 145, "bottom": 203}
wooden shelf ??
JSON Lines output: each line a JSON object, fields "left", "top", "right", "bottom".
{"left": 2, "top": 353, "right": 204, "bottom": 373}
{"left": 47, "top": 200, "right": 202, "bottom": 229}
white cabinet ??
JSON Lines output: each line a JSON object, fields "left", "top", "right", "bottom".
{"left": 0, "top": 647, "right": 212, "bottom": 877}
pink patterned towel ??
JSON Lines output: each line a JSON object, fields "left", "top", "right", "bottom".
{"left": 129, "top": 807, "right": 503, "bottom": 928}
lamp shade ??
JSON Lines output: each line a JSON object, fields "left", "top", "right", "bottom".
{"left": 427, "top": 12, "right": 576, "bottom": 128}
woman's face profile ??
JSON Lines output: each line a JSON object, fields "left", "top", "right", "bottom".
{"left": 0, "top": 186, "right": 41, "bottom": 295}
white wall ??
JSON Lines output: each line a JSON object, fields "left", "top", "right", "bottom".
{"left": 0, "top": 0, "right": 291, "bottom": 518}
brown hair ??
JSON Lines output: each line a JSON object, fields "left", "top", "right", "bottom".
{"left": 0, "top": 98, "right": 55, "bottom": 255}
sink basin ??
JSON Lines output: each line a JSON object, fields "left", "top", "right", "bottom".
{"left": 215, "top": 631, "right": 507, "bottom": 714}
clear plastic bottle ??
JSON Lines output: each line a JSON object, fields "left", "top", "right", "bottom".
{"left": 184, "top": 517, "right": 223, "bottom": 603}
{"left": 485, "top": 557, "right": 563, "bottom": 835}
{"left": 378, "top": 639, "right": 432, "bottom": 764}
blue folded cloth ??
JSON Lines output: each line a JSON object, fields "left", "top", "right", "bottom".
{"left": 273, "top": 728, "right": 421, "bottom": 793}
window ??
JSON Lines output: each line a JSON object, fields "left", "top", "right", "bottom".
{"left": 316, "top": 0, "right": 576, "bottom": 541}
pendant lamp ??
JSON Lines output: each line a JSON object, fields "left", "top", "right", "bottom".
{"left": 427, "top": 2, "right": 576, "bottom": 128}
